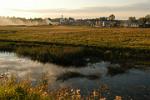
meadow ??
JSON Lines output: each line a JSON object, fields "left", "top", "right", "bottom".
{"left": 0, "top": 26, "right": 150, "bottom": 100}
{"left": 0, "top": 26, "right": 150, "bottom": 49}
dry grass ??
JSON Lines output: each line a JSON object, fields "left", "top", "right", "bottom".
{"left": 0, "top": 75, "right": 122, "bottom": 100}
{"left": 0, "top": 26, "right": 149, "bottom": 49}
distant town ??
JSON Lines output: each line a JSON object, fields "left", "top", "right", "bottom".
{"left": 0, "top": 14, "right": 150, "bottom": 28}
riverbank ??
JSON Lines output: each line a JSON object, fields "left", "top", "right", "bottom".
{"left": 0, "top": 41, "right": 150, "bottom": 66}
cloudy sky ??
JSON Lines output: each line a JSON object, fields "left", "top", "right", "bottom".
{"left": 0, "top": 0, "right": 149, "bottom": 19}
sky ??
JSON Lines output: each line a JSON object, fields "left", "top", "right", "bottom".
{"left": 0, "top": 0, "right": 149, "bottom": 19}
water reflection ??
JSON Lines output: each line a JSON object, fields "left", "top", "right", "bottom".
{"left": 56, "top": 71, "right": 100, "bottom": 82}
{"left": 0, "top": 45, "right": 150, "bottom": 99}
{"left": 0, "top": 52, "right": 109, "bottom": 94}
{"left": 0, "top": 44, "right": 150, "bottom": 68}
{"left": 0, "top": 52, "right": 108, "bottom": 80}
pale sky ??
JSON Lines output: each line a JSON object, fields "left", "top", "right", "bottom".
{"left": 0, "top": 0, "right": 149, "bottom": 19}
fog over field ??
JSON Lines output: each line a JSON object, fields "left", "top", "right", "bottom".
{"left": 0, "top": 17, "right": 47, "bottom": 26}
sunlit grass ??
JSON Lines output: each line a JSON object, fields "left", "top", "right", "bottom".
{"left": 0, "top": 26, "right": 149, "bottom": 49}
{"left": 0, "top": 75, "right": 122, "bottom": 100}
{"left": 0, "top": 26, "right": 148, "bottom": 99}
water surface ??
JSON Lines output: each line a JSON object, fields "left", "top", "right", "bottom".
{"left": 0, "top": 50, "right": 150, "bottom": 99}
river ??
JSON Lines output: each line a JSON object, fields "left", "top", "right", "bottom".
{"left": 0, "top": 48, "right": 150, "bottom": 99}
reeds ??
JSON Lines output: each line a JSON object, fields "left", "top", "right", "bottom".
{"left": 0, "top": 74, "right": 123, "bottom": 100}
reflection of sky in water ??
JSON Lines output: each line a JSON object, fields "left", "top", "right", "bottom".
{"left": 0, "top": 52, "right": 150, "bottom": 99}
{"left": 0, "top": 52, "right": 109, "bottom": 83}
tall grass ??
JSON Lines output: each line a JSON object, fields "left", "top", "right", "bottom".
{"left": 0, "top": 75, "right": 122, "bottom": 100}
{"left": 0, "top": 43, "right": 149, "bottom": 67}
{"left": 0, "top": 26, "right": 150, "bottom": 49}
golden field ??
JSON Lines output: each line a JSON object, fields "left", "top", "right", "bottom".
{"left": 0, "top": 26, "right": 150, "bottom": 49}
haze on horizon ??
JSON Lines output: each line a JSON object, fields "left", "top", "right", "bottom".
{"left": 0, "top": 0, "right": 150, "bottom": 19}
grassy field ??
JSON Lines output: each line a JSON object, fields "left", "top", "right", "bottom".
{"left": 0, "top": 26, "right": 150, "bottom": 49}
{"left": 0, "top": 75, "right": 116, "bottom": 100}
{"left": 0, "top": 26, "right": 149, "bottom": 66}
{"left": 0, "top": 26, "right": 149, "bottom": 99}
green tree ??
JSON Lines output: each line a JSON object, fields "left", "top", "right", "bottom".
{"left": 108, "top": 14, "right": 115, "bottom": 21}
{"left": 128, "top": 17, "right": 136, "bottom": 22}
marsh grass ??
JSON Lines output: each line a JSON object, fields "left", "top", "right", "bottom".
{"left": 0, "top": 26, "right": 149, "bottom": 49}
{"left": 0, "top": 26, "right": 149, "bottom": 67}
{"left": 0, "top": 74, "right": 122, "bottom": 100}
{"left": 0, "top": 26, "right": 149, "bottom": 100}
{"left": 0, "top": 43, "right": 149, "bottom": 67}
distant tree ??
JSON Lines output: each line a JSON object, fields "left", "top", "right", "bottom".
{"left": 139, "top": 17, "right": 146, "bottom": 23}
{"left": 145, "top": 14, "right": 150, "bottom": 18}
{"left": 138, "top": 17, "right": 149, "bottom": 27}
{"left": 69, "top": 17, "right": 75, "bottom": 20}
{"left": 145, "top": 14, "right": 150, "bottom": 22}
{"left": 34, "top": 18, "right": 43, "bottom": 21}
{"left": 68, "top": 17, "right": 75, "bottom": 23}
{"left": 139, "top": 15, "right": 150, "bottom": 24}
{"left": 128, "top": 17, "right": 136, "bottom": 22}
{"left": 108, "top": 14, "right": 115, "bottom": 21}
{"left": 100, "top": 17, "right": 107, "bottom": 21}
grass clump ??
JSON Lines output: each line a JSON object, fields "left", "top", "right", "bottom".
{"left": 0, "top": 75, "right": 122, "bottom": 100}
